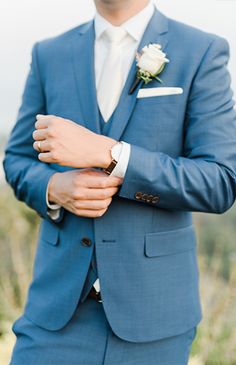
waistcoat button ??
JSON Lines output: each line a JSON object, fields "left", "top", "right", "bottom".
{"left": 81, "top": 237, "right": 92, "bottom": 247}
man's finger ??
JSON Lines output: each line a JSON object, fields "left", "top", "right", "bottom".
{"left": 83, "top": 174, "right": 123, "bottom": 188}
{"left": 35, "top": 114, "right": 55, "bottom": 129}
{"left": 74, "top": 208, "right": 108, "bottom": 218}
{"left": 77, "top": 169, "right": 123, "bottom": 187}
{"left": 36, "top": 114, "right": 46, "bottom": 119}
{"left": 35, "top": 119, "right": 49, "bottom": 130}
{"left": 36, "top": 114, "right": 55, "bottom": 120}
{"left": 74, "top": 186, "right": 119, "bottom": 200}
{"left": 32, "top": 129, "right": 48, "bottom": 141}
{"left": 103, "top": 175, "right": 123, "bottom": 186}
{"left": 38, "top": 152, "right": 54, "bottom": 163}
{"left": 74, "top": 198, "right": 112, "bottom": 210}
{"left": 33, "top": 140, "right": 51, "bottom": 153}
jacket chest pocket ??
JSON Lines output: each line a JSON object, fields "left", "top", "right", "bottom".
{"left": 134, "top": 94, "right": 182, "bottom": 131}
{"left": 125, "top": 97, "right": 184, "bottom": 155}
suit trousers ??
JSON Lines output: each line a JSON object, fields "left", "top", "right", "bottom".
{"left": 9, "top": 295, "right": 197, "bottom": 365}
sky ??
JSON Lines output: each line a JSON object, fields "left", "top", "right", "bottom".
{"left": 0, "top": 0, "right": 236, "bottom": 134}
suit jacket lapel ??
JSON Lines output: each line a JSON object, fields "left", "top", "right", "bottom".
{"left": 107, "top": 9, "right": 169, "bottom": 141}
{"left": 71, "top": 20, "right": 101, "bottom": 134}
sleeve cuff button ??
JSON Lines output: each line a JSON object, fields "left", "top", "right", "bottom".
{"left": 134, "top": 192, "right": 143, "bottom": 200}
{"left": 151, "top": 196, "right": 160, "bottom": 204}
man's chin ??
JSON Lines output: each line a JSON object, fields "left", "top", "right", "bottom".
{"left": 94, "top": 0, "right": 129, "bottom": 7}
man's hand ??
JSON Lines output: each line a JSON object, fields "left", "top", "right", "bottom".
{"left": 47, "top": 169, "right": 123, "bottom": 218}
{"left": 32, "top": 114, "right": 117, "bottom": 169}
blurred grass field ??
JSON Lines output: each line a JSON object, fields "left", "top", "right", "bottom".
{"left": 0, "top": 183, "right": 236, "bottom": 365}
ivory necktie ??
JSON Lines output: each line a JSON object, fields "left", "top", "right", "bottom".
{"left": 97, "top": 26, "right": 127, "bottom": 122}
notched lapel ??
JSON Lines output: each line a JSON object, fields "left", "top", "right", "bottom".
{"left": 71, "top": 21, "right": 101, "bottom": 135}
{"left": 107, "top": 9, "right": 169, "bottom": 141}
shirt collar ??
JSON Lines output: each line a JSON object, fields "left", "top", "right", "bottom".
{"left": 94, "top": 1, "right": 155, "bottom": 42}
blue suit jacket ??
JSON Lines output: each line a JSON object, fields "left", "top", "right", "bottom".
{"left": 3, "top": 10, "right": 236, "bottom": 342}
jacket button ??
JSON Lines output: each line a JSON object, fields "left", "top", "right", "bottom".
{"left": 152, "top": 196, "right": 160, "bottom": 204}
{"left": 142, "top": 194, "right": 149, "bottom": 201}
{"left": 135, "top": 192, "right": 143, "bottom": 200}
{"left": 81, "top": 237, "right": 92, "bottom": 247}
{"left": 146, "top": 195, "right": 154, "bottom": 203}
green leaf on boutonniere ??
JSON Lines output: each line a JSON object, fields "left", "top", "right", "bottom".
{"left": 154, "top": 76, "right": 163, "bottom": 83}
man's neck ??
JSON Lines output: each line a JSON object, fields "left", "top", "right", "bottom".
{"left": 95, "top": 0, "right": 151, "bottom": 26}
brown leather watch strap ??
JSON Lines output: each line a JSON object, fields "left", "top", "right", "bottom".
{"left": 103, "top": 159, "right": 118, "bottom": 175}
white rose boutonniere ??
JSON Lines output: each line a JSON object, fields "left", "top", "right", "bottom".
{"left": 129, "top": 43, "right": 169, "bottom": 94}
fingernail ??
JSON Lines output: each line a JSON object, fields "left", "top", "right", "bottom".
{"left": 36, "top": 114, "right": 44, "bottom": 119}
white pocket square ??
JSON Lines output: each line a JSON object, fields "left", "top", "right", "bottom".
{"left": 137, "top": 87, "right": 183, "bottom": 99}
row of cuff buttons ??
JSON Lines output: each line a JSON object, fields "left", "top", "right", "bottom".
{"left": 134, "top": 191, "right": 160, "bottom": 204}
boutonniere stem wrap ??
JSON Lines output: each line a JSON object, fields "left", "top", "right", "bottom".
{"left": 129, "top": 43, "right": 169, "bottom": 95}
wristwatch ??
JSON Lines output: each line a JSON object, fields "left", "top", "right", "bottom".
{"left": 103, "top": 142, "right": 123, "bottom": 175}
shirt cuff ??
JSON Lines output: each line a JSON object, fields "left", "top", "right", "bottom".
{"left": 46, "top": 181, "right": 61, "bottom": 210}
{"left": 110, "top": 141, "right": 131, "bottom": 178}
{"left": 47, "top": 209, "right": 61, "bottom": 221}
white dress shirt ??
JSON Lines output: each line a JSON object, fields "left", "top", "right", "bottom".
{"left": 94, "top": 1, "right": 154, "bottom": 93}
{"left": 46, "top": 2, "right": 155, "bottom": 221}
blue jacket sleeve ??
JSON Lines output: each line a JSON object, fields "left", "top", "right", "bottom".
{"left": 3, "top": 43, "right": 64, "bottom": 222}
{"left": 118, "top": 37, "right": 236, "bottom": 213}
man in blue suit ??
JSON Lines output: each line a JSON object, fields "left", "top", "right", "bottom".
{"left": 3, "top": 0, "right": 236, "bottom": 364}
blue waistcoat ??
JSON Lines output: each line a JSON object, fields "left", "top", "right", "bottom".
{"left": 80, "top": 110, "right": 114, "bottom": 302}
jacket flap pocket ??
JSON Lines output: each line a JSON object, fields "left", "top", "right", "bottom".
{"left": 39, "top": 220, "right": 60, "bottom": 246}
{"left": 145, "top": 225, "right": 196, "bottom": 257}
